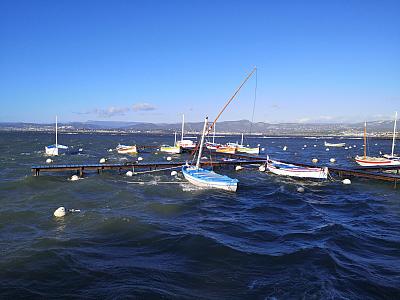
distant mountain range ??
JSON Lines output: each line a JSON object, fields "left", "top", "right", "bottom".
{"left": 0, "top": 119, "right": 397, "bottom": 135}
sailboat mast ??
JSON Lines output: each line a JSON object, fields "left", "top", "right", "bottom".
{"left": 55, "top": 115, "right": 58, "bottom": 147}
{"left": 364, "top": 121, "right": 367, "bottom": 159}
{"left": 181, "top": 114, "right": 185, "bottom": 142}
{"left": 196, "top": 117, "right": 208, "bottom": 168}
{"left": 212, "top": 124, "right": 216, "bottom": 144}
{"left": 391, "top": 111, "right": 397, "bottom": 157}
{"left": 241, "top": 133, "right": 244, "bottom": 145}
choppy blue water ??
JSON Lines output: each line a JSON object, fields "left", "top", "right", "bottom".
{"left": 0, "top": 132, "right": 399, "bottom": 299}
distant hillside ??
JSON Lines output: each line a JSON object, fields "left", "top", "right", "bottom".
{"left": 0, "top": 119, "right": 396, "bottom": 135}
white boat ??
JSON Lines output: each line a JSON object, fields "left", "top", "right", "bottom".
{"left": 324, "top": 141, "right": 346, "bottom": 147}
{"left": 160, "top": 132, "right": 181, "bottom": 154}
{"left": 45, "top": 116, "right": 69, "bottom": 156}
{"left": 229, "top": 134, "right": 260, "bottom": 154}
{"left": 266, "top": 157, "right": 328, "bottom": 179}
{"left": 175, "top": 114, "right": 197, "bottom": 150}
{"left": 116, "top": 144, "right": 137, "bottom": 154}
{"left": 355, "top": 121, "right": 400, "bottom": 166}
{"left": 182, "top": 117, "right": 239, "bottom": 192}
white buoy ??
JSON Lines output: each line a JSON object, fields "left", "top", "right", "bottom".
{"left": 342, "top": 179, "right": 351, "bottom": 185}
{"left": 259, "top": 165, "right": 266, "bottom": 172}
{"left": 301, "top": 148, "right": 304, "bottom": 150}
{"left": 375, "top": 143, "right": 378, "bottom": 146}
{"left": 138, "top": 157, "right": 143, "bottom": 161}
{"left": 312, "top": 158, "right": 318, "bottom": 163}
{"left": 154, "top": 152, "right": 158, "bottom": 155}
{"left": 70, "top": 175, "right": 79, "bottom": 181}
{"left": 283, "top": 146, "right": 287, "bottom": 151}
{"left": 53, "top": 207, "right": 66, "bottom": 217}
{"left": 46, "top": 158, "right": 53, "bottom": 164}
{"left": 297, "top": 187, "right": 305, "bottom": 193}
{"left": 345, "top": 147, "right": 348, "bottom": 150}
{"left": 78, "top": 148, "right": 83, "bottom": 152}
{"left": 235, "top": 165, "right": 243, "bottom": 171}
{"left": 166, "top": 156, "right": 172, "bottom": 161}
{"left": 330, "top": 158, "right": 336, "bottom": 163}
{"left": 108, "top": 149, "right": 113, "bottom": 152}
{"left": 313, "top": 145, "right": 317, "bottom": 147}
{"left": 99, "top": 158, "right": 106, "bottom": 163}
{"left": 349, "top": 146, "right": 352, "bottom": 149}
{"left": 303, "top": 144, "right": 307, "bottom": 148}
{"left": 353, "top": 145, "right": 356, "bottom": 147}
{"left": 171, "top": 170, "right": 178, "bottom": 176}
{"left": 126, "top": 171, "right": 133, "bottom": 177}
{"left": 326, "top": 148, "right": 330, "bottom": 151}
{"left": 379, "top": 151, "right": 382, "bottom": 155}
{"left": 261, "top": 148, "right": 265, "bottom": 151}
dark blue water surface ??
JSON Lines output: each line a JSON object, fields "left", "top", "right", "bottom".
{"left": 0, "top": 132, "right": 399, "bottom": 299}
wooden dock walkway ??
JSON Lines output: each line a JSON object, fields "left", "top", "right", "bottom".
{"left": 31, "top": 159, "right": 266, "bottom": 177}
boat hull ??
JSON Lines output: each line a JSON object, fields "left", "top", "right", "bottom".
{"left": 116, "top": 145, "right": 137, "bottom": 154}
{"left": 355, "top": 156, "right": 400, "bottom": 166}
{"left": 182, "top": 166, "right": 238, "bottom": 192}
{"left": 237, "top": 147, "right": 260, "bottom": 154}
{"left": 45, "top": 144, "right": 68, "bottom": 156}
{"left": 267, "top": 160, "right": 328, "bottom": 179}
{"left": 216, "top": 146, "right": 236, "bottom": 154}
{"left": 160, "top": 146, "right": 181, "bottom": 154}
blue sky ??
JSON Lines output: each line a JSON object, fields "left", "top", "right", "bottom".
{"left": 0, "top": 0, "right": 399, "bottom": 123}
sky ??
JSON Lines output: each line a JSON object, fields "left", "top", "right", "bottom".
{"left": 0, "top": 0, "right": 399, "bottom": 124}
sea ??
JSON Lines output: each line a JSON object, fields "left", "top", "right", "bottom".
{"left": 0, "top": 131, "right": 399, "bottom": 299}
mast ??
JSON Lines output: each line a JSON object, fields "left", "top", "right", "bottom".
{"left": 364, "top": 121, "right": 367, "bottom": 159}
{"left": 241, "top": 133, "right": 244, "bottom": 145}
{"left": 207, "top": 67, "right": 257, "bottom": 135}
{"left": 181, "top": 114, "right": 185, "bottom": 142}
{"left": 391, "top": 111, "right": 397, "bottom": 157}
{"left": 174, "top": 131, "right": 177, "bottom": 145}
{"left": 212, "top": 123, "right": 216, "bottom": 144}
{"left": 55, "top": 115, "right": 58, "bottom": 147}
{"left": 196, "top": 117, "right": 208, "bottom": 168}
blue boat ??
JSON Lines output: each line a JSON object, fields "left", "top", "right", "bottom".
{"left": 182, "top": 117, "right": 239, "bottom": 192}
{"left": 182, "top": 165, "right": 238, "bottom": 192}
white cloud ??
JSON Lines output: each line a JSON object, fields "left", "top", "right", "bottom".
{"left": 132, "top": 103, "right": 156, "bottom": 112}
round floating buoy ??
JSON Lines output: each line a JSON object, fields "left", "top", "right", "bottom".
{"left": 297, "top": 187, "right": 305, "bottom": 193}
{"left": 283, "top": 146, "right": 287, "bottom": 151}
{"left": 349, "top": 146, "right": 352, "bottom": 149}
{"left": 138, "top": 157, "right": 143, "bottom": 161}
{"left": 54, "top": 207, "right": 66, "bottom": 217}
{"left": 303, "top": 144, "right": 307, "bottom": 148}
{"left": 46, "top": 158, "right": 52, "bottom": 164}
{"left": 353, "top": 145, "right": 356, "bottom": 147}
{"left": 70, "top": 175, "right": 79, "bottom": 181}
{"left": 99, "top": 158, "right": 106, "bottom": 163}
{"left": 345, "top": 147, "right": 348, "bottom": 150}
{"left": 375, "top": 143, "right": 378, "bottom": 146}
{"left": 379, "top": 151, "right": 382, "bottom": 155}
{"left": 235, "top": 165, "right": 243, "bottom": 171}
{"left": 261, "top": 148, "right": 265, "bottom": 151}
{"left": 342, "top": 179, "right": 351, "bottom": 185}
{"left": 171, "top": 170, "right": 178, "bottom": 176}
{"left": 126, "top": 171, "right": 133, "bottom": 177}
{"left": 78, "top": 148, "right": 83, "bottom": 152}
{"left": 312, "top": 158, "right": 318, "bottom": 163}
{"left": 313, "top": 145, "right": 317, "bottom": 147}
{"left": 157, "top": 148, "right": 160, "bottom": 151}
{"left": 154, "top": 152, "right": 158, "bottom": 155}
{"left": 330, "top": 158, "right": 336, "bottom": 163}
{"left": 259, "top": 165, "right": 266, "bottom": 172}
{"left": 108, "top": 149, "right": 113, "bottom": 152}
{"left": 257, "top": 144, "right": 260, "bottom": 146}
{"left": 166, "top": 156, "right": 172, "bottom": 161}
{"left": 326, "top": 148, "right": 330, "bottom": 151}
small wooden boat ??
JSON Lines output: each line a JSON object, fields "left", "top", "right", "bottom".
{"left": 182, "top": 117, "right": 239, "bottom": 192}
{"left": 216, "top": 145, "right": 236, "bottom": 154}
{"left": 45, "top": 116, "right": 68, "bottom": 156}
{"left": 205, "top": 142, "right": 221, "bottom": 150}
{"left": 237, "top": 146, "right": 260, "bottom": 155}
{"left": 324, "top": 141, "right": 346, "bottom": 147}
{"left": 266, "top": 158, "right": 328, "bottom": 179}
{"left": 355, "top": 121, "right": 400, "bottom": 166}
{"left": 160, "top": 132, "right": 181, "bottom": 154}
{"left": 116, "top": 144, "right": 137, "bottom": 154}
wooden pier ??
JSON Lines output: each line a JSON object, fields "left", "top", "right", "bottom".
{"left": 31, "top": 159, "right": 266, "bottom": 177}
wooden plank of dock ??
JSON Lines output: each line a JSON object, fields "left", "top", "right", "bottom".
{"left": 31, "top": 159, "right": 267, "bottom": 176}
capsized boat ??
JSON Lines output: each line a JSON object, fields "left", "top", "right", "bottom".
{"left": 160, "top": 132, "right": 181, "bottom": 154}
{"left": 116, "top": 144, "right": 137, "bottom": 154}
{"left": 324, "top": 141, "right": 346, "bottom": 147}
{"left": 266, "top": 157, "right": 328, "bottom": 179}
{"left": 182, "top": 117, "right": 239, "bottom": 192}
{"left": 45, "top": 116, "right": 69, "bottom": 156}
